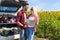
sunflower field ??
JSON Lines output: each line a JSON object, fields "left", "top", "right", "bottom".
{"left": 35, "top": 11, "right": 60, "bottom": 40}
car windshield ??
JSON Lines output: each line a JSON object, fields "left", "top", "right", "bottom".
{"left": 0, "top": 6, "right": 18, "bottom": 12}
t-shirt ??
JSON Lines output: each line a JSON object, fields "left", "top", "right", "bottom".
{"left": 27, "top": 16, "right": 36, "bottom": 27}
{"left": 24, "top": 13, "right": 27, "bottom": 22}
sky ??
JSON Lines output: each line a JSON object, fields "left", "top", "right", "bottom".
{"left": 0, "top": 0, "right": 60, "bottom": 11}
{"left": 27, "top": 0, "right": 60, "bottom": 11}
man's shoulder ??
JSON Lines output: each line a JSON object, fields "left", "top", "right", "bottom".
{"left": 18, "top": 10, "right": 23, "bottom": 14}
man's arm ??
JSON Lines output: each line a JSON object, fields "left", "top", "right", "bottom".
{"left": 16, "top": 12, "right": 24, "bottom": 27}
{"left": 16, "top": 21, "right": 23, "bottom": 27}
{"left": 16, "top": 12, "right": 28, "bottom": 29}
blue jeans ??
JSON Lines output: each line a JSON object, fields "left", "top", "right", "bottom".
{"left": 18, "top": 28, "right": 27, "bottom": 40}
{"left": 26, "top": 27, "right": 34, "bottom": 40}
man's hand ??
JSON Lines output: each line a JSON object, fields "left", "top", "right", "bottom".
{"left": 23, "top": 22, "right": 28, "bottom": 29}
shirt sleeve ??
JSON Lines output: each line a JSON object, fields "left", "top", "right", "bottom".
{"left": 16, "top": 12, "right": 21, "bottom": 21}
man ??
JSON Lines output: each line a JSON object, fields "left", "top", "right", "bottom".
{"left": 16, "top": 2, "right": 29, "bottom": 40}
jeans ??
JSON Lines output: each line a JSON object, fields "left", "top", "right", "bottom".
{"left": 18, "top": 28, "right": 27, "bottom": 40}
{"left": 26, "top": 27, "right": 34, "bottom": 40}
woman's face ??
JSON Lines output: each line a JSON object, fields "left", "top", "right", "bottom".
{"left": 30, "top": 9, "right": 34, "bottom": 15}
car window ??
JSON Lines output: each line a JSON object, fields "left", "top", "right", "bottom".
{"left": 0, "top": 6, "right": 18, "bottom": 12}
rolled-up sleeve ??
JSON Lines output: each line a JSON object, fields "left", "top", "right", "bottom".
{"left": 16, "top": 12, "right": 21, "bottom": 21}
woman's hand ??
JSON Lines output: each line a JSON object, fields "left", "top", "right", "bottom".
{"left": 33, "top": 27, "right": 36, "bottom": 32}
{"left": 33, "top": 24, "right": 38, "bottom": 32}
{"left": 23, "top": 22, "right": 28, "bottom": 29}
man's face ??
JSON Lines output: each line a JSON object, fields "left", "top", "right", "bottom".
{"left": 24, "top": 5, "right": 28, "bottom": 11}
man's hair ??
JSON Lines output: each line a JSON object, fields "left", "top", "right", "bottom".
{"left": 22, "top": 1, "right": 29, "bottom": 7}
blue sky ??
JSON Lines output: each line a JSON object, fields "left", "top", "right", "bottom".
{"left": 27, "top": 0, "right": 60, "bottom": 11}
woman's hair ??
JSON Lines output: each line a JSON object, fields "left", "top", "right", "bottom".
{"left": 30, "top": 7, "right": 38, "bottom": 18}
{"left": 30, "top": 7, "right": 39, "bottom": 24}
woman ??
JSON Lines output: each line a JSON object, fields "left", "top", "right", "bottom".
{"left": 26, "top": 7, "right": 39, "bottom": 40}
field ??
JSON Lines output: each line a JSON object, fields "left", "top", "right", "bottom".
{"left": 35, "top": 11, "right": 60, "bottom": 40}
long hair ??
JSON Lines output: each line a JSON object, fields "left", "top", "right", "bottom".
{"left": 30, "top": 7, "right": 38, "bottom": 17}
{"left": 31, "top": 7, "right": 39, "bottom": 24}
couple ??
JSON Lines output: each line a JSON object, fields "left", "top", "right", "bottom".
{"left": 16, "top": 3, "right": 39, "bottom": 40}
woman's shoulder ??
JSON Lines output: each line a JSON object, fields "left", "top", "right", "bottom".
{"left": 34, "top": 15, "right": 38, "bottom": 21}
